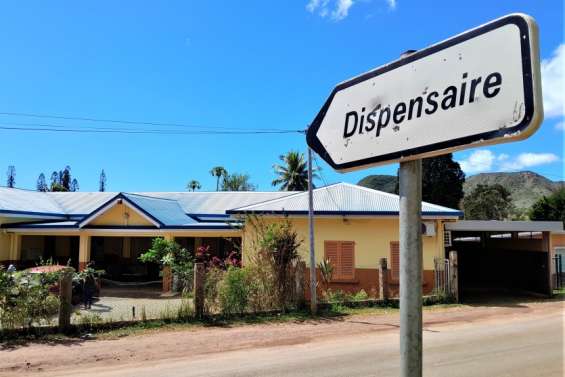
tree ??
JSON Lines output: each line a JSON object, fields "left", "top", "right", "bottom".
{"left": 394, "top": 154, "right": 465, "bottom": 209}
{"left": 99, "top": 170, "right": 107, "bottom": 192}
{"left": 529, "top": 188, "right": 565, "bottom": 226}
{"left": 36, "top": 173, "right": 48, "bottom": 192}
{"left": 50, "top": 171, "right": 58, "bottom": 188}
{"left": 6, "top": 166, "right": 15, "bottom": 188}
{"left": 463, "top": 184, "right": 513, "bottom": 220}
{"left": 187, "top": 180, "right": 202, "bottom": 192}
{"left": 70, "top": 179, "right": 79, "bottom": 192}
{"left": 210, "top": 166, "right": 227, "bottom": 191}
{"left": 48, "top": 166, "right": 79, "bottom": 192}
{"left": 222, "top": 173, "right": 256, "bottom": 191}
{"left": 60, "top": 166, "right": 71, "bottom": 190}
{"left": 422, "top": 154, "right": 465, "bottom": 209}
{"left": 272, "top": 151, "right": 319, "bottom": 191}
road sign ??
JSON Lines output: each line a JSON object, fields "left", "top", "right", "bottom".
{"left": 306, "top": 14, "right": 543, "bottom": 172}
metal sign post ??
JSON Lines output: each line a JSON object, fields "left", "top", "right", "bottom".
{"left": 399, "top": 159, "right": 423, "bottom": 376}
{"left": 308, "top": 147, "right": 318, "bottom": 315}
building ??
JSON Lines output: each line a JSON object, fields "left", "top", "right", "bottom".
{"left": 1, "top": 183, "right": 562, "bottom": 298}
{"left": 0, "top": 183, "right": 461, "bottom": 295}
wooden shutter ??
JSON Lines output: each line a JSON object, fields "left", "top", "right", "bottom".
{"left": 390, "top": 241, "right": 399, "bottom": 281}
{"left": 324, "top": 241, "right": 339, "bottom": 277}
{"left": 324, "top": 241, "right": 355, "bottom": 281}
{"left": 340, "top": 241, "right": 355, "bottom": 280}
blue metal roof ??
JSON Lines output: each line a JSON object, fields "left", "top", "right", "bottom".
{"left": 227, "top": 183, "right": 463, "bottom": 217}
{"left": 122, "top": 193, "right": 198, "bottom": 227}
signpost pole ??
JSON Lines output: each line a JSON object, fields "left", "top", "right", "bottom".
{"left": 399, "top": 159, "right": 423, "bottom": 377}
{"left": 308, "top": 147, "right": 318, "bottom": 315}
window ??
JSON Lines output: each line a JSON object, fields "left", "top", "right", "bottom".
{"left": 443, "top": 230, "right": 452, "bottom": 247}
{"left": 390, "top": 241, "right": 399, "bottom": 281}
{"left": 324, "top": 241, "right": 355, "bottom": 280}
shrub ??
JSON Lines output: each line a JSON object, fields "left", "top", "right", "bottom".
{"left": 139, "top": 238, "right": 194, "bottom": 292}
{"left": 246, "top": 217, "right": 303, "bottom": 312}
{"left": 218, "top": 267, "right": 249, "bottom": 317}
{"left": 0, "top": 267, "right": 60, "bottom": 330}
{"left": 323, "top": 288, "right": 347, "bottom": 303}
{"left": 350, "top": 289, "right": 369, "bottom": 302}
{"left": 318, "top": 259, "right": 334, "bottom": 294}
{"left": 204, "top": 267, "right": 225, "bottom": 315}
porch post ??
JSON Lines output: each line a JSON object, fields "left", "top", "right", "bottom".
{"left": 78, "top": 234, "right": 91, "bottom": 271}
{"left": 163, "top": 234, "right": 175, "bottom": 293}
{"left": 9, "top": 233, "right": 22, "bottom": 265}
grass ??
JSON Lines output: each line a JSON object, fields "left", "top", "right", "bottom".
{"left": 1, "top": 301, "right": 464, "bottom": 344}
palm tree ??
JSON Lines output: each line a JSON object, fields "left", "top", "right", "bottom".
{"left": 209, "top": 166, "right": 227, "bottom": 191}
{"left": 272, "top": 151, "right": 319, "bottom": 191}
{"left": 187, "top": 180, "right": 202, "bottom": 192}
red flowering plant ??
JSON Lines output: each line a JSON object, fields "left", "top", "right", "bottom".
{"left": 195, "top": 245, "right": 242, "bottom": 270}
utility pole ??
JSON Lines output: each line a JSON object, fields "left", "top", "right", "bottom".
{"left": 307, "top": 147, "right": 317, "bottom": 315}
{"left": 398, "top": 48, "right": 423, "bottom": 377}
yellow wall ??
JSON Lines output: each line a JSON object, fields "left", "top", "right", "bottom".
{"left": 242, "top": 217, "right": 444, "bottom": 270}
{"left": 90, "top": 204, "right": 154, "bottom": 227}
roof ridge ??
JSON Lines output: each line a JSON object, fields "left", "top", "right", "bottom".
{"left": 124, "top": 192, "right": 178, "bottom": 202}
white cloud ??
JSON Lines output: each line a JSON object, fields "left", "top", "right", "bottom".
{"left": 499, "top": 153, "right": 559, "bottom": 171}
{"left": 386, "top": 0, "right": 397, "bottom": 10}
{"left": 458, "top": 149, "right": 560, "bottom": 174}
{"left": 541, "top": 44, "right": 565, "bottom": 118}
{"left": 332, "top": 0, "right": 354, "bottom": 20}
{"left": 459, "top": 150, "right": 495, "bottom": 174}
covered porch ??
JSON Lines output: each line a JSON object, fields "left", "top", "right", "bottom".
{"left": 5, "top": 229, "right": 242, "bottom": 281}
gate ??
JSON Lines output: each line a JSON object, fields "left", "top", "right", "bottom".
{"left": 553, "top": 254, "right": 563, "bottom": 290}
{"left": 434, "top": 257, "right": 450, "bottom": 295}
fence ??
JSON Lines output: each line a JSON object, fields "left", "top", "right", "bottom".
{"left": 434, "top": 257, "right": 450, "bottom": 295}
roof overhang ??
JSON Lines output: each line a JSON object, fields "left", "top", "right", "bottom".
{"left": 445, "top": 220, "right": 564, "bottom": 232}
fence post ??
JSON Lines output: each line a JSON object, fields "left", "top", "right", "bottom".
{"left": 58, "top": 268, "right": 74, "bottom": 333}
{"left": 194, "top": 263, "right": 205, "bottom": 318}
{"left": 162, "top": 266, "right": 172, "bottom": 293}
{"left": 449, "top": 251, "right": 458, "bottom": 302}
{"left": 378, "top": 258, "right": 390, "bottom": 301}
{"left": 295, "top": 261, "right": 306, "bottom": 309}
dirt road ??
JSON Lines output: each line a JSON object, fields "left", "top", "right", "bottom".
{"left": 1, "top": 300, "right": 563, "bottom": 376}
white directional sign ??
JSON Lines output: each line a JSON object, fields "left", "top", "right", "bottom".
{"left": 306, "top": 14, "right": 543, "bottom": 172}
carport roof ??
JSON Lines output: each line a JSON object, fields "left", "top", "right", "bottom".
{"left": 444, "top": 220, "right": 564, "bottom": 232}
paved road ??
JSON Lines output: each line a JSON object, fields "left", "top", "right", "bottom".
{"left": 46, "top": 304, "right": 564, "bottom": 377}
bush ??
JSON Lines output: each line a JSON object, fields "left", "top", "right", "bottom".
{"left": 246, "top": 217, "right": 303, "bottom": 312}
{"left": 139, "top": 238, "right": 194, "bottom": 292}
{"left": 218, "top": 267, "right": 249, "bottom": 316}
{"left": 0, "top": 267, "right": 60, "bottom": 330}
{"left": 204, "top": 267, "right": 225, "bottom": 315}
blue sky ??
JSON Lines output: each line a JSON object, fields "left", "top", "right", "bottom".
{"left": 0, "top": 0, "right": 562, "bottom": 192}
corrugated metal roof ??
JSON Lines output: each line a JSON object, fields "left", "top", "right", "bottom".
{"left": 135, "top": 191, "right": 294, "bottom": 215}
{"left": 122, "top": 193, "right": 197, "bottom": 226}
{"left": 227, "top": 183, "right": 462, "bottom": 216}
{"left": 0, "top": 187, "right": 65, "bottom": 216}
{"left": 47, "top": 192, "right": 116, "bottom": 214}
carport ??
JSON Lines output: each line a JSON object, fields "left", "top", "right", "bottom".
{"left": 444, "top": 221, "right": 563, "bottom": 300}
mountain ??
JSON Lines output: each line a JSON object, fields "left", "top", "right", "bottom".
{"left": 463, "top": 171, "right": 563, "bottom": 212}
{"left": 357, "top": 175, "right": 397, "bottom": 194}
{"left": 357, "top": 171, "right": 563, "bottom": 213}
